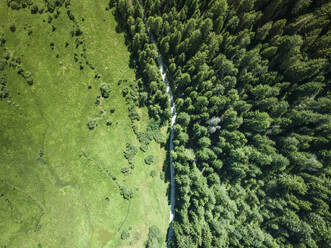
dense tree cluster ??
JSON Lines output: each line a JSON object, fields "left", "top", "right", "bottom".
{"left": 112, "top": 0, "right": 330, "bottom": 247}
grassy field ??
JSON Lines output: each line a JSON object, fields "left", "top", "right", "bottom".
{"left": 0, "top": 1, "right": 169, "bottom": 247}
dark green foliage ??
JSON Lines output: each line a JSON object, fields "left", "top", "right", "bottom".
{"left": 145, "top": 225, "right": 162, "bottom": 248}
{"left": 121, "top": 167, "right": 130, "bottom": 174}
{"left": 136, "top": 119, "right": 163, "bottom": 151}
{"left": 7, "top": 0, "right": 34, "bottom": 10}
{"left": 121, "top": 229, "right": 130, "bottom": 240}
{"left": 9, "top": 24, "right": 16, "bottom": 32}
{"left": 150, "top": 170, "right": 156, "bottom": 177}
{"left": 106, "top": 119, "right": 112, "bottom": 126}
{"left": 30, "top": 4, "right": 38, "bottom": 14}
{"left": 113, "top": 0, "right": 331, "bottom": 247}
{"left": 120, "top": 186, "right": 134, "bottom": 200}
{"left": 87, "top": 118, "right": 96, "bottom": 130}
{"left": 123, "top": 143, "right": 138, "bottom": 161}
{"left": 100, "top": 82, "right": 111, "bottom": 98}
{"left": 144, "top": 155, "right": 154, "bottom": 165}
{"left": 0, "top": 75, "right": 9, "bottom": 99}
{"left": 128, "top": 104, "right": 140, "bottom": 121}
{"left": 45, "top": 0, "right": 65, "bottom": 13}
{"left": 0, "top": 60, "right": 5, "bottom": 71}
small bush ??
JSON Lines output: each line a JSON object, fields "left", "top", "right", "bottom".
{"left": 9, "top": 24, "right": 16, "bottom": 32}
{"left": 0, "top": 76, "right": 9, "bottom": 99}
{"left": 145, "top": 225, "right": 162, "bottom": 247}
{"left": 124, "top": 143, "right": 138, "bottom": 161}
{"left": 31, "top": 4, "right": 38, "bottom": 14}
{"left": 121, "top": 167, "right": 130, "bottom": 174}
{"left": 23, "top": 71, "right": 33, "bottom": 85}
{"left": 100, "top": 82, "right": 111, "bottom": 98}
{"left": 153, "top": 131, "right": 165, "bottom": 144}
{"left": 128, "top": 105, "right": 140, "bottom": 121}
{"left": 122, "top": 87, "right": 129, "bottom": 96}
{"left": 121, "top": 230, "right": 130, "bottom": 240}
{"left": 75, "top": 28, "right": 83, "bottom": 36}
{"left": 144, "top": 155, "right": 154, "bottom": 165}
{"left": 67, "top": 10, "right": 75, "bottom": 21}
{"left": 0, "top": 60, "right": 6, "bottom": 71}
{"left": 106, "top": 120, "right": 112, "bottom": 126}
{"left": 150, "top": 170, "right": 156, "bottom": 177}
{"left": 110, "top": 107, "right": 115, "bottom": 113}
{"left": 48, "top": 15, "right": 53, "bottom": 23}
{"left": 95, "top": 96, "right": 100, "bottom": 106}
{"left": 120, "top": 186, "right": 133, "bottom": 200}
{"left": 87, "top": 118, "right": 96, "bottom": 130}
{"left": 9, "top": 1, "right": 20, "bottom": 10}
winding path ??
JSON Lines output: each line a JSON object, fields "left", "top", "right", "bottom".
{"left": 138, "top": 1, "right": 176, "bottom": 245}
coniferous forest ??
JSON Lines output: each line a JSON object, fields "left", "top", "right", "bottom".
{"left": 112, "top": 0, "right": 331, "bottom": 247}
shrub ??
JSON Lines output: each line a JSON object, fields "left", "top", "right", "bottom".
{"left": 123, "top": 143, "right": 138, "bottom": 161}
{"left": 9, "top": 1, "right": 20, "bottom": 10}
{"left": 128, "top": 105, "right": 140, "bottom": 121}
{"left": 9, "top": 24, "right": 16, "bottom": 32}
{"left": 87, "top": 118, "right": 96, "bottom": 130}
{"left": 120, "top": 186, "right": 133, "bottom": 200}
{"left": 0, "top": 60, "right": 6, "bottom": 71}
{"left": 95, "top": 96, "right": 100, "bottom": 106}
{"left": 150, "top": 170, "right": 156, "bottom": 177}
{"left": 106, "top": 119, "right": 112, "bottom": 126}
{"left": 122, "top": 87, "right": 129, "bottom": 96}
{"left": 75, "top": 28, "right": 83, "bottom": 36}
{"left": 100, "top": 82, "right": 111, "bottom": 98}
{"left": 139, "top": 91, "right": 148, "bottom": 106}
{"left": 23, "top": 71, "right": 33, "bottom": 85}
{"left": 144, "top": 155, "right": 154, "bottom": 165}
{"left": 121, "top": 167, "right": 130, "bottom": 174}
{"left": 110, "top": 107, "right": 115, "bottom": 113}
{"left": 153, "top": 131, "right": 165, "bottom": 144}
{"left": 31, "top": 4, "right": 38, "bottom": 14}
{"left": 121, "top": 230, "right": 130, "bottom": 240}
{"left": 0, "top": 76, "right": 9, "bottom": 99}
{"left": 145, "top": 225, "right": 162, "bottom": 247}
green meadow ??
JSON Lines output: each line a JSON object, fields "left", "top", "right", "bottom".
{"left": 0, "top": 1, "right": 169, "bottom": 247}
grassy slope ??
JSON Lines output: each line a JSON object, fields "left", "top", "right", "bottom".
{"left": 0, "top": 1, "right": 169, "bottom": 247}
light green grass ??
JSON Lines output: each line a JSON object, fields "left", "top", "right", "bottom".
{"left": 0, "top": 1, "right": 169, "bottom": 247}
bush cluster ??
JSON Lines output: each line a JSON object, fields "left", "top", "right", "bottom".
{"left": 123, "top": 143, "right": 138, "bottom": 162}
{"left": 0, "top": 76, "right": 9, "bottom": 99}
{"left": 87, "top": 118, "right": 96, "bottom": 130}
{"left": 145, "top": 225, "right": 162, "bottom": 248}
{"left": 121, "top": 230, "right": 130, "bottom": 240}
{"left": 100, "top": 82, "right": 111, "bottom": 98}
{"left": 120, "top": 186, "right": 133, "bottom": 200}
{"left": 144, "top": 155, "right": 154, "bottom": 165}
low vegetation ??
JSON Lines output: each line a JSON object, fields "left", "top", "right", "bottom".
{"left": 0, "top": 1, "right": 169, "bottom": 247}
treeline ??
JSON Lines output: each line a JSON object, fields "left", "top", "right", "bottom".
{"left": 111, "top": 0, "right": 331, "bottom": 247}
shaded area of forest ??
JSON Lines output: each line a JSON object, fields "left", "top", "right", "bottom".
{"left": 112, "top": 0, "right": 330, "bottom": 247}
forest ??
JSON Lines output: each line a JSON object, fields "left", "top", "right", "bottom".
{"left": 112, "top": 0, "right": 331, "bottom": 247}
